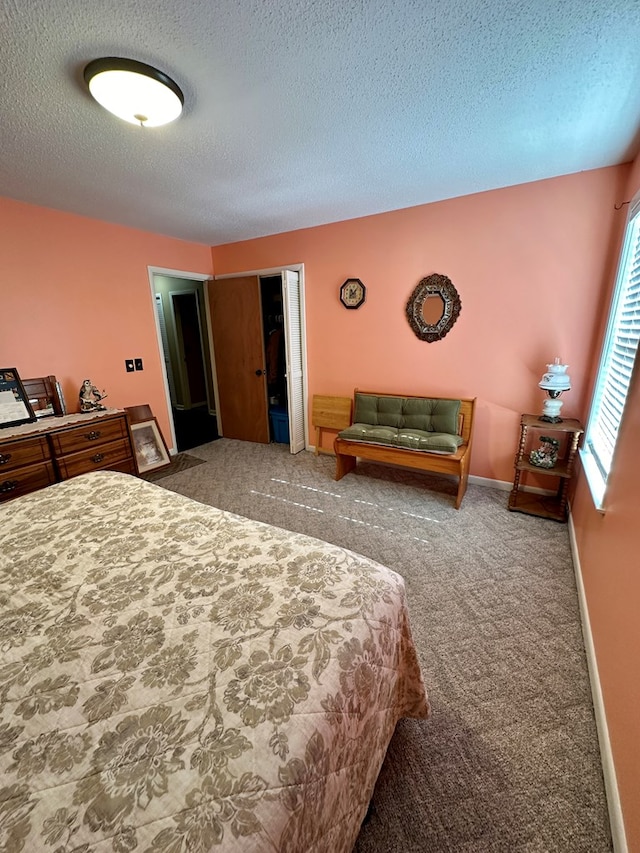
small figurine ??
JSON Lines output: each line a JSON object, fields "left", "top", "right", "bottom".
{"left": 79, "top": 379, "right": 107, "bottom": 413}
{"left": 529, "top": 435, "right": 559, "bottom": 469}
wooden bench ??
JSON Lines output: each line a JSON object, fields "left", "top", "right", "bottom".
{"left": 334, "top": 391, "right": 476, "bottom": 509}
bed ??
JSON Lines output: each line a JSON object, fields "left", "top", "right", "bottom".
{"left": 0, "top": 470, "right": 429, "bottom": 852}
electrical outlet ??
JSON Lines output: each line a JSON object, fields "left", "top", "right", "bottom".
{"left": 134, "top": 358, "right": 144, "bottom": 371}
{"left": 125, "top": 359, "right": 135, "bottom": 372}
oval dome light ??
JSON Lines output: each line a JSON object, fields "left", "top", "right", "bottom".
{"left": 84, "top": 57, "right": 184, "bottom": 128}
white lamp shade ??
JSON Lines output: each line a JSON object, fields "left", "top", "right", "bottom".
{"left": 84, "top": 58, "right": 184, "bottom": 127}
{"left": 539, "top": 360, "right": 571, "bottom": 392}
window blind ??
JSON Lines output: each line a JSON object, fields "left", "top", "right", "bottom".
{"left": 585, "top": 197, "right": 640, "bottom": 484}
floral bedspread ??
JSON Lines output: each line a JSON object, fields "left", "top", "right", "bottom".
{"left": 0, "top": 471, "right": 429, "bottom": 852}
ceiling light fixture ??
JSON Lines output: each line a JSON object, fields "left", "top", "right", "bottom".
{"left": 83, "top": 57, "right": 184, "bottom": 128}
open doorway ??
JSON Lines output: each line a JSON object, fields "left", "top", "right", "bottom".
{"left": 153, "top": 274, "right": 218, "bottom": 452}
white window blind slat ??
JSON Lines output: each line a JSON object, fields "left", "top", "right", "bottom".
{"left": 584, "top": 197, "right": 640, "bottom": 504}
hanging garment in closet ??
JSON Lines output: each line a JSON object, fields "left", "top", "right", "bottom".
{"left": 266, "top": 328, "right": 282, "bottom": 383}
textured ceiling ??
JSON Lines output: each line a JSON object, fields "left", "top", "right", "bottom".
{"left": 1, "top": 0, "right": 640, "bottom": 245}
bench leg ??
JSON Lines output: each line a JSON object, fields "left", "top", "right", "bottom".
{"left": 335, "top": 451, "right": 356, "bottom": 481}
{"left": 455, "top": 465, "right": 470, "bottom": 509}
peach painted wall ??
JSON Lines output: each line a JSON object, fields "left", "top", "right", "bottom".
{"left": 212, "top": 166, "right": 627, "bottom": 482}
{"left": 0, "top": 197, "right": 212, "bottom": 448}
{"left": 571, "top": 149, "right": 640, "bottom": 852}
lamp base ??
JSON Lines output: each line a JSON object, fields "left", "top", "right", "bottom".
{"left": 540, "top": 396, "right": 564, "bottom": 423}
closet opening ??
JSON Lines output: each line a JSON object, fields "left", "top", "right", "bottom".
{"left": 207, "top": 266, "right": 307, "bottom": 452}
{"left": 261, "top": 274, "right": 289, "bottom": 444}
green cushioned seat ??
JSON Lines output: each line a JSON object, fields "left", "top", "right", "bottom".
{"left": 340, "top": 394, "right": 463, "bottom": 455}
{"left": 396, "top": 429, "right": 462, "bottom": 453}
{"left": 338, "top": 425, "right": 463, "bottom": 454}
{"left": 340, "top": 424, "right": 399, "bottom": 443}
{"left": 335, "top": 392, "right": 475, "bottom": 508}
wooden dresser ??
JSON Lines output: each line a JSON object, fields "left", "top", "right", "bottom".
{"left": 0, "top": 410, "right": 136, "bottom": 503}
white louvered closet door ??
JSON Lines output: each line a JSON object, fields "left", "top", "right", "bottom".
{"left": 282, "top": 269, "right": 307, "bottom": 453}
{"left": 155, "top": 294, "right": 178, "bottom": 405}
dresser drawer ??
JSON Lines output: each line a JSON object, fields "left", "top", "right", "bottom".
{"left": 57, "top": 439, "right": 133, "bottom": 479}
{"left": 50, "top": 416, "right": 129, "bottom": 456}
{"left": 0, "top": 435, "right": 50, "bottom": 473}
{"left": 0, "top": 461, "right": 56, "bottom": 502}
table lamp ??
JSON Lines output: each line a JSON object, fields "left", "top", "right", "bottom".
{"left": 538, "top": 358, "right": 571, "bottom": 422}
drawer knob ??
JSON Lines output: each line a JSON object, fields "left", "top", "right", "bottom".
{"left": 85, "top": 430, "right": 102, "bottom": 441}
{"left": 91, "top": 453, "right": 105, "bottom": 464}
{"left": 0, "top": 453, "right": 12, "bottom": 465}
{"left": 0, "top": 480, "right": 18, "bottom": 493}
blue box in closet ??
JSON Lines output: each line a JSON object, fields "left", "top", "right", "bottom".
{"left": 269, "top": 406, "right": 290, "bottom": 444}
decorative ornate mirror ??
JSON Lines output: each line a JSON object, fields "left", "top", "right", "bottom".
{"left": 405, "top": 273, "right": 462, "bottom": 342}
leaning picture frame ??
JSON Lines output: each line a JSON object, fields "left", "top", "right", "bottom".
{"left": 0, "top": 368, "right": 37, "bottom": 428}
{"left": 130, "top": 418, "right": 171, "bottom": 474}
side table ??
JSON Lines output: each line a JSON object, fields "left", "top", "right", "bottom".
{"left": 508, "top": 414, "right": 584, "bottom": 522}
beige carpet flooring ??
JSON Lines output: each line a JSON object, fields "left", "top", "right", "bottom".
{"left": 142, "top": 452, "right": 206, "bottom": 481}
{"left": 149, "top": 438, "right": 613, "bottom": 853}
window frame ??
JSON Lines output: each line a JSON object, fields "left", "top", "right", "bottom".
{"left": 580, "top": 191, "right": 640, "bottom": 512}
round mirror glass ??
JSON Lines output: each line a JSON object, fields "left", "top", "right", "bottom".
{"left": 421, "top": 294, "right": 445, "bottom": 326}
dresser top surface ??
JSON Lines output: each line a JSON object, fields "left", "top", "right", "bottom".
{"left": 0, "top": 409, "right": 125, "bottom": 441}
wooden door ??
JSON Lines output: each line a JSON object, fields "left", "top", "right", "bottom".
{"left": 209, "top": 276, "right": 269, "bottom": 443}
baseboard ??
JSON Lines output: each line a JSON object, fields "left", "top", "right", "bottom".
{"left": 469, "top": 474, "right": 512, "bottom": 491}
{"left": 568, "top": 511, "right": 628, "bottom": 853}
{"left": 466, "top": 474, "right": 557, "bottom": 495}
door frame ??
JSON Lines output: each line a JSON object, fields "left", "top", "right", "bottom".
{"left": 148, "top": 263, "right": 308, "bottom": 453}
{"left": 215, "top": 263, "right": 309, "bottom": 450}
{"left": 147, "top": 266, "right": 217, "bottom": 454}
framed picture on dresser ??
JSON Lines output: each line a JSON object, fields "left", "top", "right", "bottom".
{"left": 0, "top": 368, "right": 36, "bottom": 428}
{"left": 130, "top": 418, "right": 171, "bottom": 473}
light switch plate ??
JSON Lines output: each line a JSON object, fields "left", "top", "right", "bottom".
{"left": 134, "top": 358, "right": 143, "bottom": 371}
{"left": 125, "top": 359, "right": 135, "bottom": 372}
